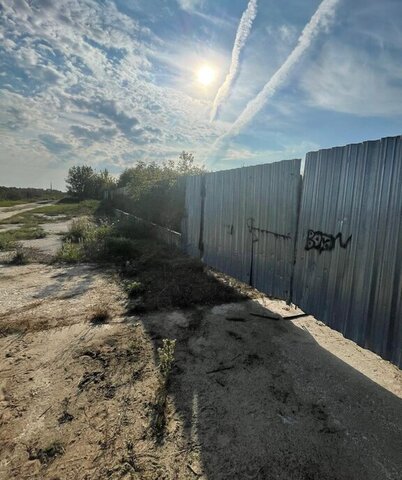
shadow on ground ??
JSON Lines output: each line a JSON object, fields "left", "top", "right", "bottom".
{"left": 141, "top": 299, "right": 402, "bottom": 480}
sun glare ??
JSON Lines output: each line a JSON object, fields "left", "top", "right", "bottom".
{"left": 197, "top": 65, "right": 216, "bottom": 86}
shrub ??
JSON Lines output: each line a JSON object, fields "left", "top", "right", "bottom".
{"left": 112, "top": 218, "right": 154, "bottom": 240}
{"left": 56, "top": 240, "right": 83, "bottom": 263}
{"left": 125, "top": 281, "right": 145, "bottom": 297}
{"left": 104, "top": 236, "right": 140, "bottom": 260}
{"left": 0, "top": 235, "right": 15, "bottom": 251}
{"left": 66, "top": 217, "right": 95, "bottom": 242}
{"left": 90, "top": 307, "right": 110, "bottom": 325}
{"left": 157, "top": 339, "right": 176, "bottom": 380}
{"left": 10, "top": 247, "right": 29, "bottom": 265}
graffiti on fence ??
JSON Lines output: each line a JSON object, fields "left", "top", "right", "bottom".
{"left": 305, "top": 229, "right": 352, "bottom": 253}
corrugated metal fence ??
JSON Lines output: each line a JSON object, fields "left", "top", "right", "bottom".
{"left": 183, "top": 135, "right": 402, "bottom": 367}
{"left": 293, "top": 137, "right": 402, "bottom": 367}
{"left": 182, "top": 160, "right": 301, "bottom": 300}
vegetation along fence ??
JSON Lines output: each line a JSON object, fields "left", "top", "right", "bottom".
{"left": 114, "top": 209, "right": 181, "bottom": 249}
{"left": 182, "top": 135, "right": 402, "bottom": 368}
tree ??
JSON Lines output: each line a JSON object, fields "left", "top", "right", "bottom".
{"left": 91, "top": 169, "right": 117, "bottom": 197}
{"left": 114, "top": 152, "right": 205, "bottom": 230}
{"left": 66, "top": 166, "right": 116, "bottom": 200}
{"left": 66, "top": 165, "right": 95, "bottom": 200}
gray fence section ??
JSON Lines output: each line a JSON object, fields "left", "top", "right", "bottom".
{"left": 183, "top": 160, "right": 301, "bottom": 300}
{"left": 293, "top": 136, "right": 402, "bottom": 367}
{"left": 115, "top": 209, "right": 182, "bottom": 248}
{"left": 181, "top": 175, "right": 203, "bottom": 258}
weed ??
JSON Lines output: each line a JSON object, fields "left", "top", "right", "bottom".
{"left": 65, "top": 216, "right": 94, "bottom": 242}
{"left": 0, "top": 235, "right": 15, "bottom": 251}
{"left": 28, "top": 442, "right": 64, "bottom": 465}
{"left": 90, "top": 307, "right": 110, "bottom": 325}
{"left": 10, "top": 247, "right": 29, "bottom": 265}
{"left": 152, "top": 339, "right": 176, "bottom": 441}
{"left": 104, "top": 236, "right": 140, "bottom": 260}
{"left": 157, "top": 338, "right": 176, "bottom": 381}
{"left": 56, "top": 240, "right": 83, "bottom": 263}
{"left": 125, "top": 281, "right": 145, "bottom": 297}
{"left": 113, "top": 218, "right": 154, "bottom": 240}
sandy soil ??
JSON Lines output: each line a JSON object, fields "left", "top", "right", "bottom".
{"left": 0, "top": 263, "right": 401, "bottom": 480}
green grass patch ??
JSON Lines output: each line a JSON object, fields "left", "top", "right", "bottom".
{"left": 0, "top": 226, "right": 46, "bottom": 250}
{"left": 55, "top": 240, "right": 84, "bottom": 263}
{"left": 0, "top": 199, "right": 37, "bottom": 207}
{"left": 1, "top": 199, "right": 99, "bottom": 225}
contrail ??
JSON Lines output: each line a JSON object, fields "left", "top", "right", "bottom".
{"left": 210, "top": 0, "right": 258, "bottom": 121}
{"left": 215, "top": 0, "right": 340, "bottom": 143}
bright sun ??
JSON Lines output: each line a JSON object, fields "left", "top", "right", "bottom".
{"left": 197, "top": 65, "right": 216, "bottom": 86}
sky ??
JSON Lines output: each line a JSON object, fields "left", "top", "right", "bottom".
{"left": 0, "top": 0, "right": 402, "bottom": 190}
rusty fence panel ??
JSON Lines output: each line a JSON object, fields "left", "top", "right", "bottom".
{"left": 183, "top": 160, "right": 301, "bottom": 300}
{"left": 293, "top": 136, "right": 402, "bottom": 367}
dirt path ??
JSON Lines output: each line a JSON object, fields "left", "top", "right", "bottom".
{"left": 0, "top": 202, "right": 55, "bottom": 222}
{"left": 0, "top": 263, "right": 401, "bottom": 479}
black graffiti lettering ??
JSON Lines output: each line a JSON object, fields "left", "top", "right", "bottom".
{"left": 305, "top": 230, "right": 352, "bottom": 253}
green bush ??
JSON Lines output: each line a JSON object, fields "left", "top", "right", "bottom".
{"left": 125, "top": 280, "right": 145, "bottom": 297}
{"left": 0, "top": 235, "right": 15, "bottom": 251}
{"left": 65, "top": 217, "right": 94, "bottom": 242}
{"left": 104, "top": 236, "right": 140, "bottom": 260}
{"left": 56, "top": 240, "right": 84, "bottom": 263}
{"left": 112, "top": 218, "right": 154, "bottom": 240}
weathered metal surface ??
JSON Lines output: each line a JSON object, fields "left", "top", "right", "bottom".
{"left": 293, "top": 136, "right": 402, "bottom": 367}
{"left": 181, "top": 175, "right": 204, "bottom": 258}
{"left": 184, "top": 160, "right": 301, "bottom": 300}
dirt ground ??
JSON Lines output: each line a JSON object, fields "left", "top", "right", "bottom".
{"left": 0, "top": 261, "right": 401, "bottom": 480}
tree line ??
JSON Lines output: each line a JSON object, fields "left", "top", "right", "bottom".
{"left": 66, "top": 152, "right": 205, "bottom": 231}
{"left": 0, "top": 186, "right": 63, "bottom": 201}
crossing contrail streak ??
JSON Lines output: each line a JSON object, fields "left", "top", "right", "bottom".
{"left": 210, "top": 0, "right": 258, "bottom": 121}
{"left": 214, "top": 0, "right": 340, "bottom": 146}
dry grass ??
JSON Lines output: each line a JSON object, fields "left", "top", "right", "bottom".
{"left": 90, "top": 307, "right": 111, "bottom": 325}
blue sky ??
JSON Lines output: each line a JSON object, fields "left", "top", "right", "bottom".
{"left": 0, "top": 0, "right": 401, "bottom": 189}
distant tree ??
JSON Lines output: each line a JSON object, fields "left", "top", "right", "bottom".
{"left": 91, "top": 169, "right": 117, "bottom": 197}
{"left": 66, "top": 165, "right": 95, "bottom": 200}
{"left": 114, "top": 152, "right": 205, "bottom": 230}
{"left": 66, "top": 166, "right": 116, "bottom": 200}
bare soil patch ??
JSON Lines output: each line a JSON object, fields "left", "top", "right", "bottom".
{"left": 0, "top": 260, "right": 401, "bottom": 480}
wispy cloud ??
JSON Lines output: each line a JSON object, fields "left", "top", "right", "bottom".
{"left": 215, "top": 0, "right": 340, "bottom": 142}
{"left": 210, "top": 0, "right": 258, "bottom": 121}
{"left": 177, "top": 0, "right": 204, "bottom": 13}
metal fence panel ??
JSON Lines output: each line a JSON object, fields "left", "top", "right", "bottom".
{"left": 293, "top": 136, "right": 402, "bottom": 367}
{"left": 184, "top": 160, "right": 301, "bottom": 299}
{"left": 182, "top": 175, "right": 203, "bottom": 257}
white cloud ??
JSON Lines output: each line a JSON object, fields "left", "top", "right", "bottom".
{"left": 210, "top": 0, "right": 258, "bottom": 121}
{"left": 176, "top": 0, "right": 203, "bottom": 12}
{"left": 300, "top": 41, "right": 402, "bottom": 116}
{"left": 0, "top": 0, "right": 225, "bottom": 187}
